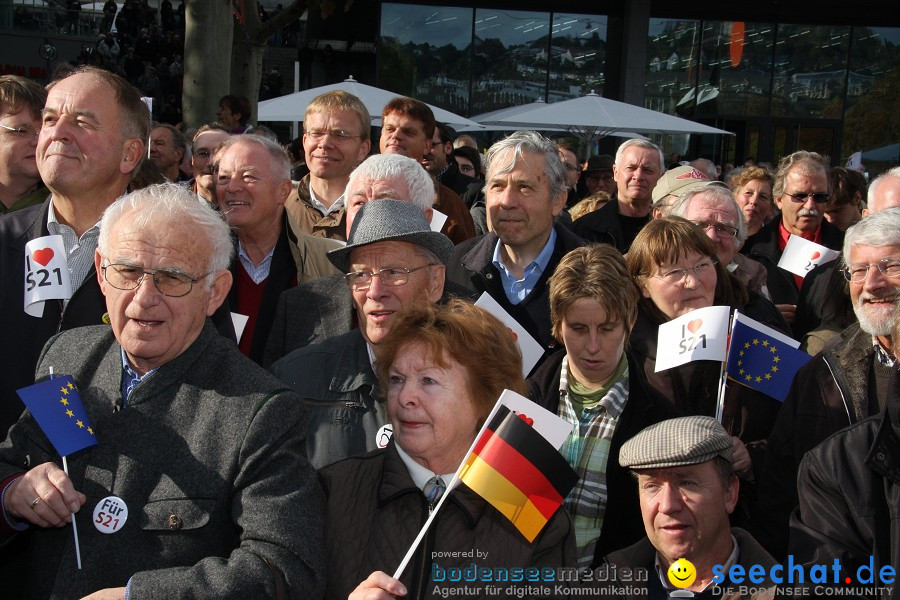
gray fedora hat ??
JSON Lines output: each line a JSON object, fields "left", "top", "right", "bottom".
{"left": 327, "top": 199, "right": 454, "bottom": 273}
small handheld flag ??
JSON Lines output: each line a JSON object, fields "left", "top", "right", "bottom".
{"left": 725, "top": 313, "right": 812, "bottom": 403}
{"left": 16, "top": 375, "right": 98, "bottom": 457}
{"left": 459, "top": 405, "right": 578, "bottom": 542}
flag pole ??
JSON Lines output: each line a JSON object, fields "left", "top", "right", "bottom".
{"left": 391, "top": 397, "right": 512, "bottom": 579}
{"left": 49, "top": 367, "right": 82, "bottom": 570}
{"left": 715, "top": 312, "right": 737, "bottom": 425}
{"left": 391, "top": 474, "right": 461, "bottom": 579}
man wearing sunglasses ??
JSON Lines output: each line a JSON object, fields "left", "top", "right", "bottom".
{"left": 740, "top": 151, "right": 844, "bottom": 331}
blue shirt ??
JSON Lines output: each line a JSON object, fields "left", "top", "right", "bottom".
{"left": 492, "top": 228, "right": 557, "bottom": 305}
{"left": 120, "top": 348, "right": 158, "bottom": 407}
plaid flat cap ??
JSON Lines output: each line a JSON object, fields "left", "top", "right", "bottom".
{"left": 618, "top": 416, "right": 733, "bottom": 469}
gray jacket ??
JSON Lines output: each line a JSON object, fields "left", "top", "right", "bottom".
{"left": 270, "top": 329, "right": 386, "bottom": 470}
{"left": 0, "top": 323, "right": 325, "bottom": 599}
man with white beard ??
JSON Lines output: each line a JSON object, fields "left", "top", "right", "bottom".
{"left": 756, "top": 207, "right": 900, "bottom": 558}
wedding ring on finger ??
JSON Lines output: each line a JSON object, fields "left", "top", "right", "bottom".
{"left": 30, "top": 497, "right": 40, "bottom": 509}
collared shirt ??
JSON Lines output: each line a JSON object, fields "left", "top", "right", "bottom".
{"left": 47, "top": 200, "right": 100, "bottom": 294}
{"left": 237, "top": 240, "right": 275, "bottom": 284}
{"left": 307, "top": 185, "right": 345, "bottom": 217}
{"left": 558, "top": 354, "right": 628, "bottom": 567}
{"left": 395, "top": 443, "right": 456, "bottom": 493}
{"left": 873, "top": 338, "right": 895, "bottom": 367}
{"left": 654, "top": 535, "right": 739, "bottom": 594}
{"left": 492, "top": 227, "right": 557, "bottom": 305}
{"left": 120, "top": 347, "right": 157, "bottom": 407}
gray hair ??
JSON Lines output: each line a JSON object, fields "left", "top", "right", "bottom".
{"left": 615, "top": 139, "right": 665, "bottom": 175}
{"left": 773, "top": 151, "right": 829, "bottom": 198}
{"left": 345, "top": 154, "right": 434, "bottom": 213}
{"left": 842, "top": 207, "right": 900, "bottom": 259}
{"left": 669, "top": 184, "right": 748, "bottom": 243}
{"left": 98, "top": 183, "right": 234, "bottom": 285}
{"left": 868, "top": 166, "right": 900, "bottom": 207}
{"left": 218, "top": 134, "right": 290, "bottom": 180}
{"left": 151, "top": 122, "right": 186, "bottom": 156}
{"left": 484, "top": 131, "right": 567, "bottom": 199}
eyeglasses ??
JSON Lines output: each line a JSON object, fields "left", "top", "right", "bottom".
{"left": 842, "top": 258, "right": 900, "bottom": 283}
{"left": 345, "top": 264, "right": 436, "bottom": 291}
{"left": 651, "top": 258, "right": 718, "bottom": 285}
{"left": 305, "top": 129, "right": 360, "bottom": 142}
{"left": 784, "top": 191, "right": 830, "bottom": 204}
{"left": 0, "top": 123, "right": 39, "bottom": 139}
{"left": 102, "top": 263, "right": 205, "bottom": 297}
{"left": 691, "top": 220, "right": 739, "bottom": 239}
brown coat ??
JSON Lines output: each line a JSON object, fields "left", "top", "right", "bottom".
{"left": 284, "top": 175, "right": 348, "bottom": 241}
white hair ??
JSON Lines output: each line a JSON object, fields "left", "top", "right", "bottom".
{"left": 615, "top": 139, "right": 665, "bottom": 174}
{"left": 98, "top": 183, "right": 234, "bottom": 285}
{"left": 345, "top": 154, "right": 434, "bottom": 213}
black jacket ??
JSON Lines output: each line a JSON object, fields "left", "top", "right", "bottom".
{"left": 320, "top": 442, "right": 575, "bottom": 600}
{"left": 740, "top": 217, "right": 844, "bottom": 312}
{"left": 526, "top": 349, "right": 678, "bottom": 566}
{"left": 437, "top": 161, "right": 480, "bottom": 198}
{"left": 446, "top": 223, "right": 585, "bottom": 360}
{"left": 756, "top": 322, "right": 881, "bottom": 559}
{"left": 789, "top": 398, "right": 900, "bottom": 598}
{"left": 571, "top": 198, "right": 636, "bottom": 253}
{"left": 0, "top": 200, "right": 107, "bottom": 438}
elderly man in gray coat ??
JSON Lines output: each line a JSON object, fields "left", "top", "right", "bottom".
{"left": 0, "top": 183, "right": 324, "bottom": 599}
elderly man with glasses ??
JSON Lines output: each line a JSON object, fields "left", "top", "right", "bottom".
{"left": 740, "top": 151, "right": 844, "bottom": 331}
{"left": 757, "top": 207, "right": 900, "bottom": 559}
{"left": 0, "top": 183, "right": 325, "bottom": 598}
{"left": 270, "top": 199, "right": 453, "bottom": 470}
{"left": 668, "top": 182, "right": 771, "bottom": 301}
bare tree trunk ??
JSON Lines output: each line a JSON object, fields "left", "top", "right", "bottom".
{"left": 231, "top": 0, "right": 266, "bottom": 124}
{"left": 183, "top": 0, "right": 233, "bottom": 129}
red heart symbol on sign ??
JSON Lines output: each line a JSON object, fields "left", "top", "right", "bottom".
{"left": 32, "top": 248, "right": 54, "bottom": 266}
{"left": 507, "top": 327, "right": 518, "bottom": 342}
{"left": 810, "top": 251, "right": 821, "bottom": 260}
{"left": 517, "top": 413, "right": 534, "bottom": 426}
{"left": 687, "top": 319, "right": 703, "bottom": 334}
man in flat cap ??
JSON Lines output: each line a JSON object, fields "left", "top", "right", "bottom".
{"left": 602, "top": 417, "right": 776, "bottom": 599}
{"left": 270, "top": 199, "right": 452, "bottom": 469}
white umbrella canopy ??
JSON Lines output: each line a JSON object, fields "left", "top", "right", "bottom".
{"left": 474, "top": 91, "right": 731, "bottom": 138}
{"left": 257, "top": 76, "right": 479, "bottom": 129}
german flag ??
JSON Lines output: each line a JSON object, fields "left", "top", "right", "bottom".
{"left": 459, "top": 405, "right": 578, "bottom": 542}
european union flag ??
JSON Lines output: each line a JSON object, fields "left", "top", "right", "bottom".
{"left": 16, "top": 375, "right": 98, "bottom": 457}
{"left": 726, "top": 313, "right": 812, "bottom": 403}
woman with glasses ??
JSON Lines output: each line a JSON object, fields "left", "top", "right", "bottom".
{"left": 626, "top": 218, "right": 784, "bottom": 455}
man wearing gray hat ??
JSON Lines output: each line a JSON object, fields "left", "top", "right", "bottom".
{"left": 270, "top": 200, "right": 452, "bottom": 469}
{"left": 603, "top": 416, "right": 777, "bottom": 599}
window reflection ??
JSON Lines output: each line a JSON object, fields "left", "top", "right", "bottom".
{"left": 842, "top": 27, "right": 900, "bottom": 164}
{"left": 771, "top": 24, "right": 850, "bottom": 118}
{"left": 379, "top": 4, "right": 474, "bottom": 113}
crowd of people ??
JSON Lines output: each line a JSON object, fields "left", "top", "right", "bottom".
{"left": 0, "top": 64, "right": 898, "bottom": 599}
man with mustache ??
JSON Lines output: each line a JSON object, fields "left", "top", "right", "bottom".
{"left": 740, "top": 151, "right": 844, "bottom": 330}
{"left": 757, "top": 207, "right": 900, "bottom": 559}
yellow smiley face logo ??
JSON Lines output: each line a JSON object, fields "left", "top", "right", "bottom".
{"left": 667, "top": 558, "right": 696, "bottom": 589}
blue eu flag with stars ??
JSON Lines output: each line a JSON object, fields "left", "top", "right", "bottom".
{"left": 17, "top": 375, "right": 98, "bottom": 457}
{"left": 726, "top": 314, "right": 812, "bottom": 403}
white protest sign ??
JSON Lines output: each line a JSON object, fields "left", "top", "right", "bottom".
{"left": 429, "top": 208, "right": 448, "bottom": 233}
{"left": 24, "top": 235, "right": 72, "bottom": 317}
{"left": 777, "top": 235, "right": 840, "bottom": 278}
{"left": 474, "top": 292, "right": 543, "bottom": 376}
{"left": 655, "top": 305, "right": 731, "bottom": 372}
{"left": 230, "top": 312, "right": 250, "bottom": 342}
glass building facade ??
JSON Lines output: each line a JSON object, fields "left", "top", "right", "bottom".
{"left": 377, "top": 3, "right": 900, "bottom": 171}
